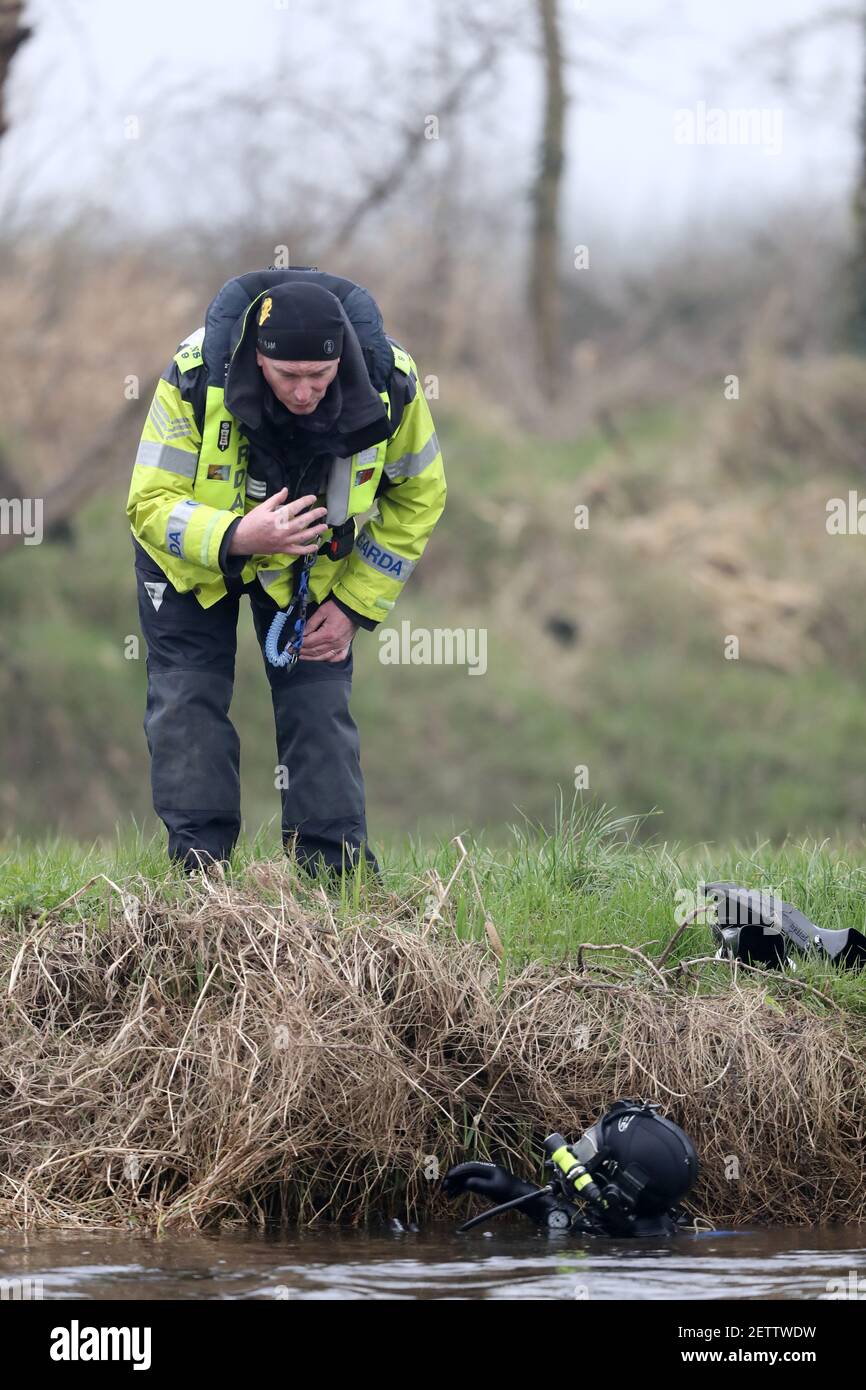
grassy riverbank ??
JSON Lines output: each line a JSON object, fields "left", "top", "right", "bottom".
{"left": 5, "top": 356, "right": 866, "bottom": 848}
{"left": 2, "top": 805, "right": 865, "bottom": 1231}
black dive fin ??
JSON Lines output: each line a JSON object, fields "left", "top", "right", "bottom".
{"left": 778, "top": 900, "right": 866, "bottom": 968}
{"left": 703, "top": 882, "right": 788, "bottom": 968}
{"left": 703, "top": 882, "right": 866, "bottom": 972}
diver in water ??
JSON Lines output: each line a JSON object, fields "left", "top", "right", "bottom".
{"left": 444, "top": 1100, "right": 698, "bottom": 1237}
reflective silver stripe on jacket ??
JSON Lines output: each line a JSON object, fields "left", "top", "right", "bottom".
{"left": 258, "top": 567, "right": 287, "bottom": 590}
{"left": 326, "top": 456, "right": 353, "bottom": 524}
{"left": 354, "top": 525, "right": 416, "bottom": 580}
{"left": 148, "top": 396, "right": 194, "bottom": 441}
{"left": 136, "top": 439, "right": 197, "bottom": 478}
{"left": 384, "top": 430, "right": 440, "bottom": 480}
{"left": 246, "top": 477, "right": 268, "bottom": 499}
{"left": 165, "top": 499, "right": 198, "bottom": 558}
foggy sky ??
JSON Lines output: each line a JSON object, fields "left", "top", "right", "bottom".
{"left": 0, "top": 0, "right": 859, "bottom": 251}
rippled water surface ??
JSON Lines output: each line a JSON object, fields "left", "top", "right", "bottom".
{"left": 2, "top": 1226, "right": 866, "bottom": 1299}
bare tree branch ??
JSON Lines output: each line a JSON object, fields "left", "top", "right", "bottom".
{"left": 0, "top": 0, "right": 31, "bottom": 141}
{"left": 324, "top": 29, "right": 506, "bottom": 256}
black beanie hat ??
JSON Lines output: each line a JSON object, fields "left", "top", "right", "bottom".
{"left": 255, "top": 281, "right": 345, "bottom": 361}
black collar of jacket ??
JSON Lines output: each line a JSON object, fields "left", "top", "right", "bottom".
{"left": 224, "top": 292, "right": 393, "bottom": 455}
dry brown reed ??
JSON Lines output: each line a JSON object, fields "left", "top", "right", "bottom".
{"left": 2, "top": 862, "right": 864, "bottom": 1231}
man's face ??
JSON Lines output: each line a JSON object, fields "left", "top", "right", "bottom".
{"left": 255, "top": 351, "right": 340, "bottom": 414}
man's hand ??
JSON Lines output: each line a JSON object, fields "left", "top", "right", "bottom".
{"left": 228, "top": 489, "right": 328, "bottom": 557}
{"left": 299, "top": 599, "right": 358, "bottom": 662}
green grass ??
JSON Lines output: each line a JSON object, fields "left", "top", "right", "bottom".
{"left": 3, "top": 800, "right": 865, "bottom": 1014}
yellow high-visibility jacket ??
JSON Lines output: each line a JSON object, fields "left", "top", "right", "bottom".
{"left": 126, "top": 319, "right": 446, "bottom": 624}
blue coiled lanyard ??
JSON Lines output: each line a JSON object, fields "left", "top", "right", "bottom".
{"left": 262, "top": 516, "right": 355, "bottom": 669}
{"left": 264, "top": 551, "right": 315, "bottom": 669}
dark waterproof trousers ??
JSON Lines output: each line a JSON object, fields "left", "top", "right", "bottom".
{"left": 133, "top": 539, "right": 378, "bottom": 877}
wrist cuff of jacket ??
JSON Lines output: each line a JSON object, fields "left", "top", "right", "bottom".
{"left": 329, "top": 594, "right": 378, "bottom": 631}
{"left": 218, "top": 517, "right": 248, "bottom": 576}
{"left": 218, "top": 529, "right": 378, "bottom": 629}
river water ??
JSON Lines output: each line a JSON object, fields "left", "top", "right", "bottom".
{"left": 1, "top": 1225, "right": 865, "bottom": 1300}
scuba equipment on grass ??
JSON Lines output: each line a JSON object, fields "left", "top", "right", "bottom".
{"left": 704, "top": 882, "right": 866, "bottom": 972}
{"left": 444, "top": 1100, "right": 698, "bottom": 1238}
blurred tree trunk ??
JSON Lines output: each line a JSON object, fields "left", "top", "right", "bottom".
{"left": 0, "top": 0, "right": 30, "bottom": 140}
{"left": 851, "top": 3, "right": 866, "bottom": 350}
{"left": 0, "top": 2, "right": 31, "bottom": 517}
{"left": 529, "top": 0, "right": 566, "bottom": 400}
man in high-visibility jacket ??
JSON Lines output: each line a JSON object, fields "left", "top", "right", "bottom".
{"left": 126, "top": 269, "right": 446, "bottom": 877}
